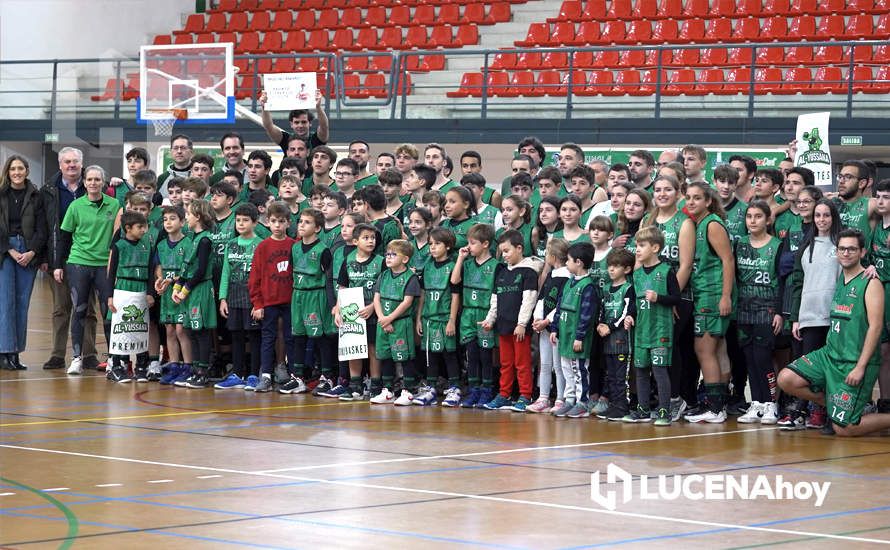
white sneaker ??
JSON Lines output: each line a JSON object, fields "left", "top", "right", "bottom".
{"left": 441, "top": 386, "right": 461, "bottom": 407}
{"left": 274, "top": 362, "right": 289, "bottom": 384}
{"left": 394, "top": 389, "right": 415, "bottom": 406}
{"left": 67, "top": 356, "right": 83, "bottom": 375}
{"left": 760, "top": 402, "right": 779, "bottom": 424}
{"left": 670, "top": 396, "right": 688, "bottom": 422}
{"left": 147, "top": 360, "right": 161, "bottom": 374}
{"left": 685, "top": 408, "right": 727, "bottom": 424}
{"left": 370, "top": 387, "right": 394, "bottom": 404}
{"left": 737, "top": 401, "right": 763, "bottom": 423}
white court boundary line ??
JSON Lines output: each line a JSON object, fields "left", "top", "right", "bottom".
{"left": 2, "top": 442, "right": 889, "bottom": 545}
{"left": 258, "top": 427, "right": 780, "bottom": 473}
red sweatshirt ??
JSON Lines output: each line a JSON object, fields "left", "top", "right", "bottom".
{"left": 249, "top": 236, "right": 295, "bottom": 308}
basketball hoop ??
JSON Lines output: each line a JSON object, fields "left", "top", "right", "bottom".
{"left": 147, "top": 108, "right": 188, "bottom": 137}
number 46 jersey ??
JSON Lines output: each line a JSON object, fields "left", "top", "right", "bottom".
{"left": 734, "top": 235, "right": 784, "bottom": 325}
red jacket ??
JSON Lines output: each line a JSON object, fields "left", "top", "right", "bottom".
{"left": 248, "top": 236, "right": 295, "bottom": 308}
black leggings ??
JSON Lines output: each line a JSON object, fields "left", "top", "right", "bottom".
{"left": 189, "top": 329, "right": 212, "bottom": 369}
{"left": 465, "top": 341, "right": 494, "bottom": 386}
{"left": 739, "top": 323, "right": 777, "bottom": 403}
{"left": 426, "top": 351, "right": 460, "bottom": 382}
{"left": 672, "top": 299, "right": 699, "bottom": 403}
{"left": 293, "top": 335, "right": 336, "bottom": 377}
{"left": 727, "top": 320, "right": 748, "bottom": 398}
{"left": 605, "top": 353, "right": 630, "bottom": 413}
{"left": 791, "top": 325, "right": 829, "bottom": 360}
{"left": 67, "top": 264, "right": 111, "bottom": 358}
{"left": 231, "top": 329, "right": 261, "bottom": 378}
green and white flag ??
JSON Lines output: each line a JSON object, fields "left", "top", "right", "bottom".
{"left": 794, "top": 112, "right": 832, "bottom": 187}
{"left": 337, "top": 287, "right": 369, "bottom": 361}
{"left": 109, "top": 290, "right": 149, "bottom": 355}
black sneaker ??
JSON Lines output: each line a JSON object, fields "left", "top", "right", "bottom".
{"left": 184, "top": 374, "right": 208, "bottom": 389}
{"left": 134, "top": 368, "right": 149, "bottom": 383}
{"left": 279, "top": 375, "right": 308, "bottom": 394}
{"left": 109, "top": 364, "right": 132, "bottom": 383}
{"left": 43, "top": 356, "right": 66, "bottom": 370}
{"left": 726, "top": 396, "right": 749, "bottom": 416}
{"left": 82, "top": 356, "right": 100, "bottom": 370}
{"left": 10, "top": 354, "right": 27, "bottom": 370}
{"left": 878, "top": 399, "right": 890, "bottom": 414}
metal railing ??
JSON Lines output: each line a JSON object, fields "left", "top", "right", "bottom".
{"left": 0, "top": 39, "right": 887, "bottom": 121}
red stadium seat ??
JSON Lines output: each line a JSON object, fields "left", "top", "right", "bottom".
{"left": 355, "top": 28, "right": 378, "bottom": 49}
{"left": 682, "top": 0, "right": 709, "bottom": 17}
{"left": 613, "top": 69, "right": 645, "bottom": 95}
{"left": 552, "top": 21, "right": 577, "bottom": 45}
{"left": 491, "top": 52, "right": 517, "bottom": 70}
{"left": 90, "top": 78, "right": 125, "bottom": 102}
{"left": 574, "top": 21, "right": 602, "bottom": 44}
{"left": 601, "top": 20, "right": 626, "bottom": 43}
{"left": 704, "top": 18, "right": 733, "bottom": 42}
{"left": 664, "top": 69, "right": 699, "bottom": 95}
{"left": 509, "top": 71, "right": 536, "bottom": 96}
{"left": 536, "top": 70, "right": 565, "bottom": 96}
{"left": 206, "top": 13, "right": 227, "bottom": 32}
{"left": 727, "top": 47, "right": 754, "bottom": 66}
{"left": 700, "top": 47, "right": 729, "bottom": 65}
{"left": 848, "top": 44, "right": 873, "bottom": 63}
{"left": 316, "top": 9, "right": 338, "bottom": 29}
{"left": 515, "top": 51, "right": 542, "bottom": 69}
{"left": 421, "top": 54, "right": 445, "bottom": 71}
{"left": 657, "top": 0, "right": 683, "bottom": 18}
{"left": 177, "top": 14, "right": 205, "bottom": 34}
{"left": 215, "top": 0, "right": 237, "bottom": 11}
{"left": 731, "top": 18, "right": 761, "bottom": 41}
{"left": 582, "top": 0, "right": 607, "bottom": 19}
{"left": 785, "top": 46, "right": 814, "bottom": 63}
{"left": 515, "top": 23, "right": 548, "bottom": 46}
{"left": 710, "top": 0, "right": 737, "bottom": 16}
{"left": 875, "top": 43, "right": 890, "bottom": 64}
{"left": 723, "top": 68, "right": 752, "bottom": 93}
{"left": 366, "top": 7, "right": 386, "bottom": 27}
{"left": 343, "top": 73, "right": 368, "bottom": 99}
{"left": 261, "top": 30, "right": 283, "bottom": 52}
{"left": 414, "top": 5, "right": 436, "bottom": 25}
{"left": 283, "top": 31, "right": 307, "bottom": 52}
{"left": 229, "top": 12, "right": 249, "bottom": 32}
{"left": 332, "top": 29, "right": 355, "bottom": 50}
{"left": 251, "top": 11, "right": 271, "bottom": 29}
{"left": 365, "top": 74, "right": 389, "bottom": 98}
{"left": 607, "top": 0, "right": 632, "bottom": 18}
{"left": 813, "top": 44, "right": 843, "bottom": 63}
{"left": 486, "top": 71, "right": 511, "bottom": 96}
{"left": 784, "top": 67, "right": 813, "bottom": 93}
{"left": 846, "top": 0, "right": 877, "bottom": 13}
{"left": 811, "top": 66, "right": 845, "bottom": 92}
{"left": 817, "top": 0, "right": 846, "bottom": 11}
{"left": 849, "top": 66, "right": 874, "bottom": 92}
{"left": 760, "top": 16, "right": 789, "bottom": 39}
{"left": 447, "top": 72, "right": 483, "bottom": 97}
{"left": 872, "top": 66, "right": 890, "bottom": 93}
{"left": 307, "top": 30, "right": 329, "bottom": 50}
{"left": 756, "top": 46, "right": 785, "bottom": 65}
{"left": 455, "top": 25, "right": 479, "bottom": 46}
{"left": 669, "top": 48, "right": 701, "bottom": 66}
{"left": 340, "top": 8, "right": 362, "bottom": 28}
{"left": 462, "top": 4, "right": 489, "bottom": 24}
{"left": 877, "top": 13, "right": 890, "bottom": 38}
{"left": 677, "top": 19, "right": 704, "bottom": 41}
{"left": 697, "top": 68, "right": 727, "bottom": 94}
{"left": 754, "top": 67, "right": 784, "bottom": 93}
{"left": 633, "top": 0, "right": 658, "bottom": 18}
{"left": 549, "top": 0, "right": 583, "bottom": 21}
{"left": 407, "top": 26, "right": 431, "bottom": 48}
{"left": 845, "top": 14, "right": 874, "bottom": 37}
{"left": 639, "top": 68, "right": 667, "bottom": 94}
{"left": 389, "top": 6, "right": 411, "bottom": 26}
{"left": 788, "top": 15, "right": 818, "bottom": 39}
{"left": 653, "top": 19, "right": 679, "bottom": 41}
{"left": 369, "top": 55, "right": 392, "bottom": 72}
{"left": 344, "top": 56, "right": 368, "bottom": 72}
{"left": 738, "top": 0, "right": 764, "bottom": 15}
{"left": 173, "top": 33, "right": 193, "bottom": 45}
{"left": 489, "top": 3, "right": 512, "bottom": 22}
{"left": 625, "top": 20, "right": 652, "bottom": 43}
{"left": 236, "top": 74, "right": 258, "bottom": 99}
{"left": 580, "top": 69, "right": 614, "bottom": 95}
{"left": 763, "top": 0, "right": 791, "bottom": 14}
{"left": 542, "top": 51, "right": 569, "bottom": 68}
{"left": 563, "top": 69, "right": 588, "bottom": 94}
{"left": 817, "top": 14, "right": 845, "bottom": 35}
{"left": 298, "top": 57, "right": 320, "bottom": 72}
{"left": 271, "top": 10, "right": 292, "bottom": 30}
{"left": 153, "top": 35, "right": 172, "bottom": 45}
{"left": 239, "top": 31, "right": 260, "bottom": 52}
{"left": 789, "top": 0, "right": 818, "bottom": 13}
{"left": 593, "top": 50, "right": 621, "bottom": 67}
{"left": 195, "top": 33, "right": 214, "bottom": 44}
{"left": 572, "top": 50, "right": 596, "bottom": 68}
{"left": 380, "top": 28, "right": 404, "bottom": 49}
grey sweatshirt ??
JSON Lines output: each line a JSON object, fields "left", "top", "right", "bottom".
{"left": 791, "top": 236, "right": 841, "bottom": 328}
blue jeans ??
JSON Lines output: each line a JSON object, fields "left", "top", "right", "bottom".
{"left": 260, "top": 304, "right": 295, "bottom": 376}
{"left": 0, "top": 236, "right": 38, "bottom": 353}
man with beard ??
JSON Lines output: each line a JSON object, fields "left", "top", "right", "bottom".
{"left": 258, "top": 90, "right": 329, "bottom": 152}
{"left": 833, "top": 160, "right": 877, "bottom": 241}
{"left": 158, "top": 134, "right": 194, "bottom": 198}
{"left": 210, "top": 132, "right": 248, "bottom": 185}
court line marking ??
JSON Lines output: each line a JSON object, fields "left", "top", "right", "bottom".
{"left": 95, "top": 484, "right": 122, "bottom": 488}
{"left": 3, "top": 443, "right": 889, "bottom": 545}
{"left": 0, "top": 401, "right": 354, "bottom": 427}
{"left": 257, "top": 427, "right": 781, "bottom": 473}
{"left": 146, "top": 480, "right": 173, "bottom": 484}
{"left": 0, "top": 492, "right": 16, "bottom": 496}
{"left": 41, "top": 487, "right": 70, "bottom": 492}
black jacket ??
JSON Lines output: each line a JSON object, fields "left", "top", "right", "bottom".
{"left": 0, "top": 180, "right": 47, "bottom": 266}
{"left": 40, "top": 170, "right": 83, "bottom": 270}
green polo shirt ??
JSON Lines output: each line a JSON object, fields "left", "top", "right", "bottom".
{"left": 60, "top": 193, "right": 120, "bottom": 267}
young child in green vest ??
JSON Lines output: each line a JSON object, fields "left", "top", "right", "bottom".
{"left": 284, "top": 208, "right": 336, "bottom": 395}
{"left": 106, "top": 211, "right": 153, "bottom": 383}
{"left": 623, "top": 227, "right": 682, "bottom": 426}
{"left": 595, "top": 248, "right": 636, "bottom": 421}
{"left": 215, "top": 203, "right": 265, "bottom": 389}
{"left": 155, "top": 206, "right": 193, "bottom": 385}
{"left": 550, "top": 242, "right": 600, "bottom": 418}
{"left": 414, "top": 227, "right": 461, "bottom": 407}
{"left": 369, "top": 239, "right": 421, "bottom": 404}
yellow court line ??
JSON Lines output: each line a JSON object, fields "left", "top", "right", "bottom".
{"left": 0, "top": 401, "right": 355, "bottom": 427}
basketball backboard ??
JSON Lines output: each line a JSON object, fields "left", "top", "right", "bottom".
{"left": 137, "top": 43, "right": 235, "bottom": 125}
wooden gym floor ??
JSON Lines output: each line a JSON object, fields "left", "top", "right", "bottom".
{"left": 2, "top": 276, "right": 890, "bottom": 549}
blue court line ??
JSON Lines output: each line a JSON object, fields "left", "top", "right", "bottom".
{"left": 0, "top": 509, "right": 299, "bottom": 550}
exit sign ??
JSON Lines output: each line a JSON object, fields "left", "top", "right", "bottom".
{"left": 841, "top": 136, "right": 863, "bottom": 146}
{"left": 44, "top": 133, "right": 59, "bottom": 143}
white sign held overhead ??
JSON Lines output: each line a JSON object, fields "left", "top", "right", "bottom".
{"left": 263, "top": 72, "right": 316, "bottom": 111}
{"left": 794, "top": 112, "right": 832, "bottom": 187}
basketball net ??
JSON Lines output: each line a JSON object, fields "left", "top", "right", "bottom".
{"left": 148, "top": 108, "right": 188, "bottom": 137}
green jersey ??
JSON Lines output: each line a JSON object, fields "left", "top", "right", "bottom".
{"left": 827, "top": 271, "right": 878, "bottom": 365}
{"left": 496, "top": 222, "right": 535, "bottom": 257}
{"left": 535, "top": 230, "right": 554, "bottom": 259}
{"left": 209, "top": 211, "right": 237, "bottom": 278}
{"left": 461, "top": 256, "right": 497, "bottom": 310}
{"left": 868, "top": 220, "right": 890, "bottom": 281}
{"left": 654, "top": 210, "right": 691, "bottom": 299}
{"left": 475, "top": 203, "right": 499, "bottom": 227}
{"left": 557, "top": 275, "right": 597, "bottom": 359}
{"left": 692, "top": 213, "right": 729, "bottom": 303}
{"left": 292, "top": 238, "right": 327, "bottom": 290}
{"left": 331, "top": 241, "right": 353, "bottom": 290}
{"left": 321, "top": 224, "right": 342, "bottom": 248}
{"left": 59, "top": 194, "right": 120, "bottom": 267}
{"left": 436, "top": 179, "right": 458, "bottom": 195}
{"left": 219, "top": 235, "right": 263, "bottom": 308}
{"left": 552, "top": 229, "right": 592, "bottom": 245}
{"left": 723, "top": 198, "right": 748, "bottom": 245}
{"left": 410, "top": 238, "right": 431, "bottom": 274}
{"left": 421, "top": 258, "right": 457, "bottom": 321}
{"left": 239, "top": 183, "right": 278, "bottom": 203}
{"left": 442, "top": 216, "right": 476, "bottom": 249}
{"left": 157, "top": 235, "right": 192, "bottom": 283}
{"left": 341, "top": 249, "right": 384, "bottom": 306}
{"left": 590, "top": 252, "right": 610, "bottom": 291}
{"left": 111, "top": 237, "right": 151, "bottom": 292}
{"left": 355, "top": 174, "right": 378, "bottom": 190}
{"left": 376, "top": 268, "right": 419, "bottom": 318}
{"left": 835, "top": 196, "right": 872, "bottom": 240}
{"left": 181, "top": 230, "right": 213, "bottom": 284}
{"left": 373, "top": 215, "right": 403, "bottom": 255}
{"left": 734, "top": 235, "right": 782, "bottom": 325}
{"left": 633, "top": 261, "right": 675, "bottom": 348}
{"left": 774, "top": 209, "right": 803, "bottom": 244}
{"left": 600, "top": 280, "right": 633, "bottom": 355}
